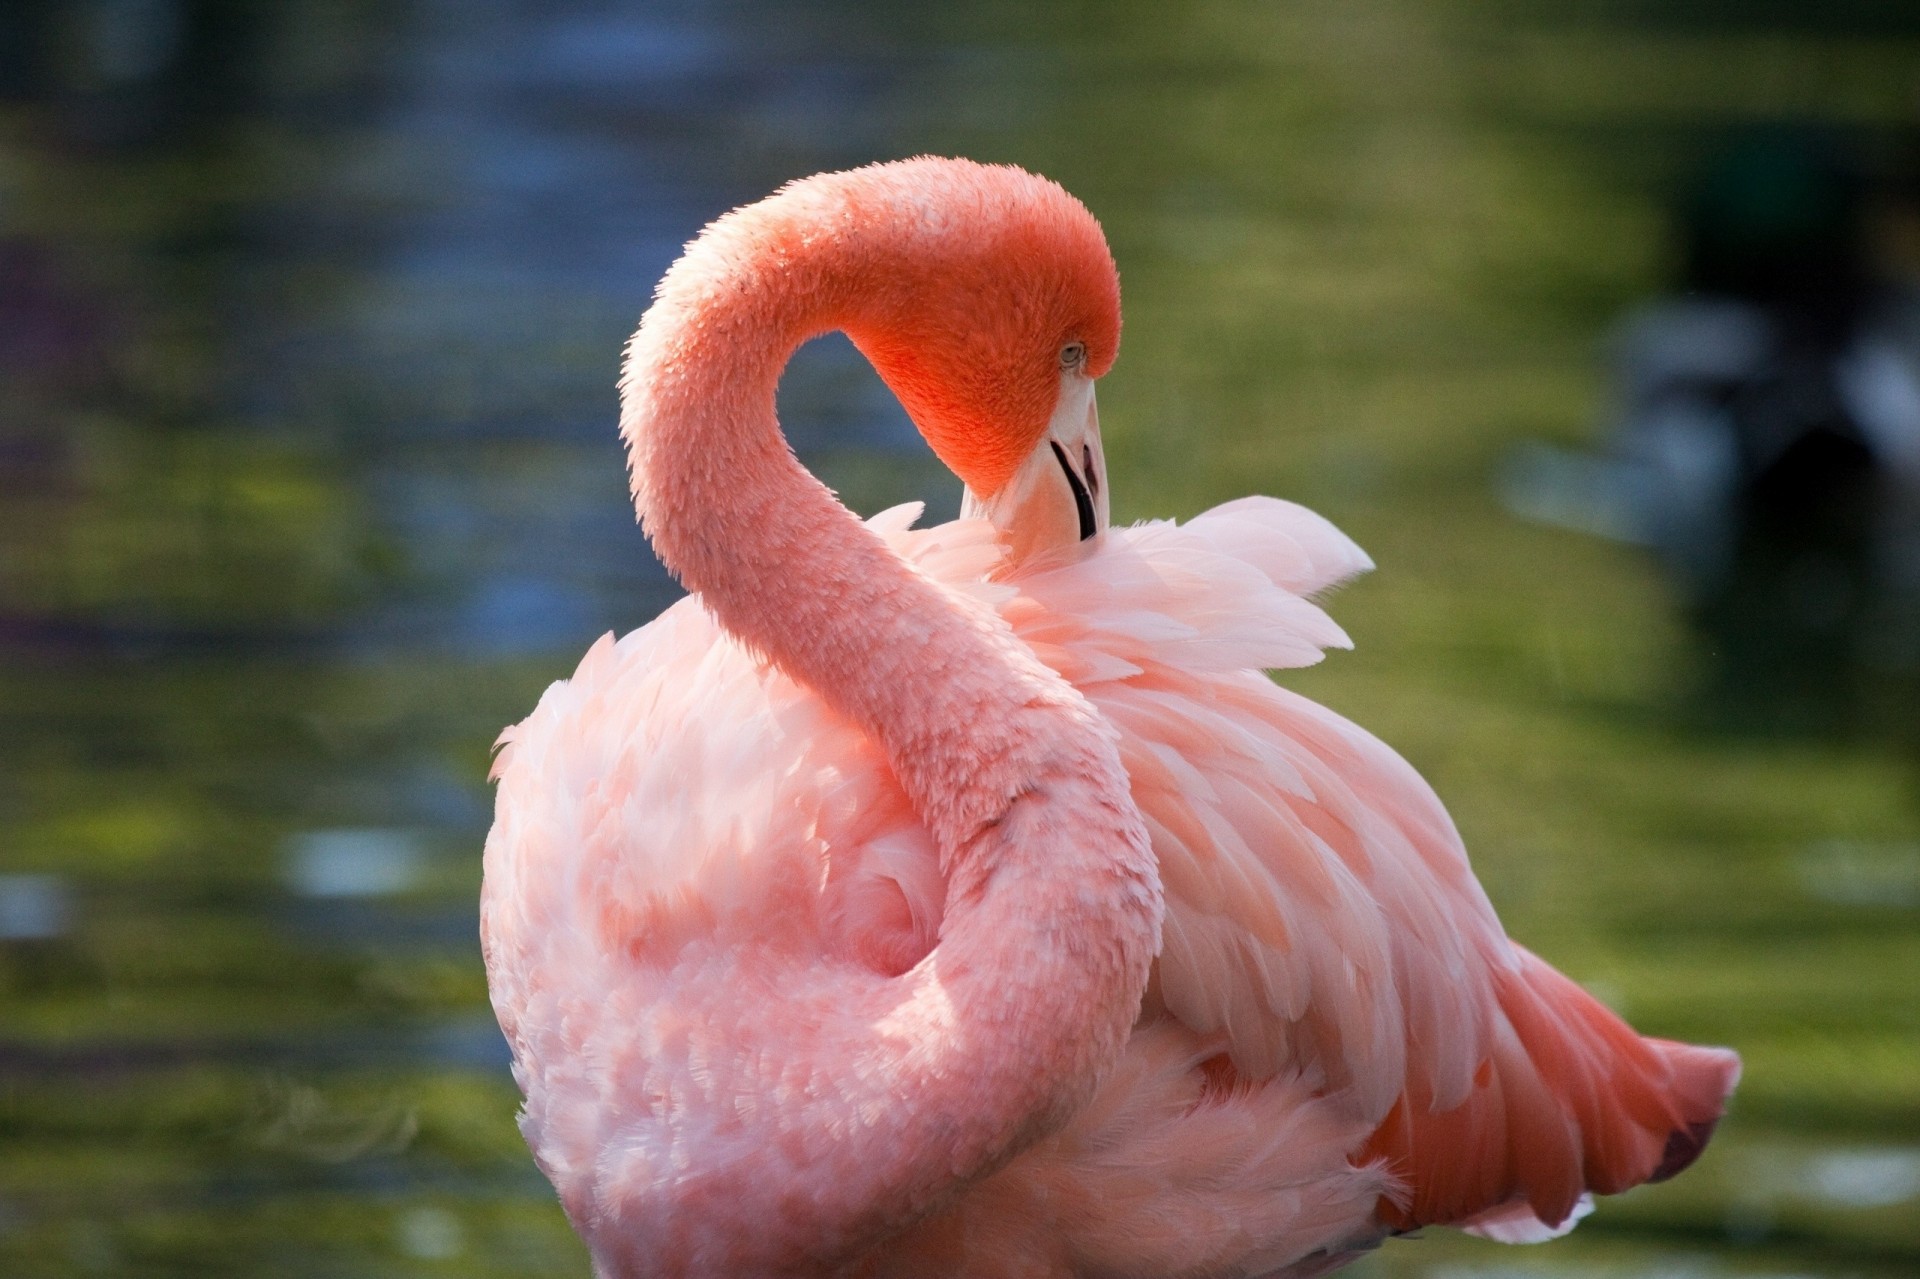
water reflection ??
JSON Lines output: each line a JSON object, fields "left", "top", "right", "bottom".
{"left": 285, "top": 829, "right": 427, "bottom": 899}
{"left": 1804, "top": 1149, "right": 1920, "bottom": 1212}
{"left": 2, "top": 1, "right": 1917, "bottom": 1276}
{"left": 1795, "top": 840, "right": 1920, "bottom": 909}
{"left": 0, "top": 874, "right": 71, "bottom": 941}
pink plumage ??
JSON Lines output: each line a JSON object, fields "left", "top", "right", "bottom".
{"left": 481, "top": 158, "right": 1738, "bottom": 1278}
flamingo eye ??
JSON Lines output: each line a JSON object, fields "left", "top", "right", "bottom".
{"left": 1059, "top": 341, "right": 1086, "bottom": 370}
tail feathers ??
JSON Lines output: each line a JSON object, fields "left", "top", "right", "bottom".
{"left": 1363, "top": 948, "right": 1739, "bottom": 1235}
{"left": 1461, "top": 1192, "right": 1591, "bottom": 1244}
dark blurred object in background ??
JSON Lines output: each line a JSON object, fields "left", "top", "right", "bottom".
{"left": 1614, "top": 127, "right": 1920, "bottom": 731}
{"left": 0, "top": 0, "right": 269, "bottom": 148}
{"left": 1507, "top": 125, "right": 1920, "bottom": 735}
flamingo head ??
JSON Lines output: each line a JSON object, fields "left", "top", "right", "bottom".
{"left": 827, "top": 159, "right": 1121, "bottom": 563}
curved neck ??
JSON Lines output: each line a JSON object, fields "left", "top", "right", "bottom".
{"left": 608, "top": 194, "right": 1163, "bottom": 1270}
{"left": 620, "top": 207, "right": 1070, "bottom": 851}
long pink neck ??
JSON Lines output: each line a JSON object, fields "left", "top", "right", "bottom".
{"left": 614, "top": 183, "right": 1162, "bottom": 1271}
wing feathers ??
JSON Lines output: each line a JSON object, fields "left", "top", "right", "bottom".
{"left": 1363, "top": 951, "right": 1737, "bottom": 1231}
{"left": 969, "top": 495, "right": 1737, "bottom": 1237}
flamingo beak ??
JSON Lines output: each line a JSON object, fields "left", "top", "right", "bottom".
{"left": 961, "top": 372, "right": 1108, "bottom": 564}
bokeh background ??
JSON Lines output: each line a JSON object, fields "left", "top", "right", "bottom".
{"left": 3, "top": 1, "right": 1918, "bottom": 1275}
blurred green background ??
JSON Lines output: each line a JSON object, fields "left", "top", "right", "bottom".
{"left": 1, "top": 1, "right": 1917, "bottom": 1275}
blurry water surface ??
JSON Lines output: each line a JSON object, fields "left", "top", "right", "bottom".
{"left": 1, "top": 1, "right": 1916, "bottom": 1275}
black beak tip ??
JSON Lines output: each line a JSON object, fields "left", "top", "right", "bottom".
{"left": 1049, "top": 440, "right": 1097, "bottom": 541}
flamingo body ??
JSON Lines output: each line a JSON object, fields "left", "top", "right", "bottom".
{"left": 481, "top": 158, "right": 1737, "bottom": 1278}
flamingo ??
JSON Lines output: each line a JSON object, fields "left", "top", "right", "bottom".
{"left": 480, "top": 157, "right": 1739, "bottom": 1278}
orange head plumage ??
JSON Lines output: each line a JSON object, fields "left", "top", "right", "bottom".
{"left": 795, "top": 158, "right": 1122, "bottom": 497}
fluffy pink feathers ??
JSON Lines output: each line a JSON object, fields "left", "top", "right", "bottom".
{"left": 481, "top": 159, "right": 1736, "bottom": 1278}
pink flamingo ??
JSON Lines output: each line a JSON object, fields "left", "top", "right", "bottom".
{"left": 481, "top": 158, "right": 1738, "bottom": 1278}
